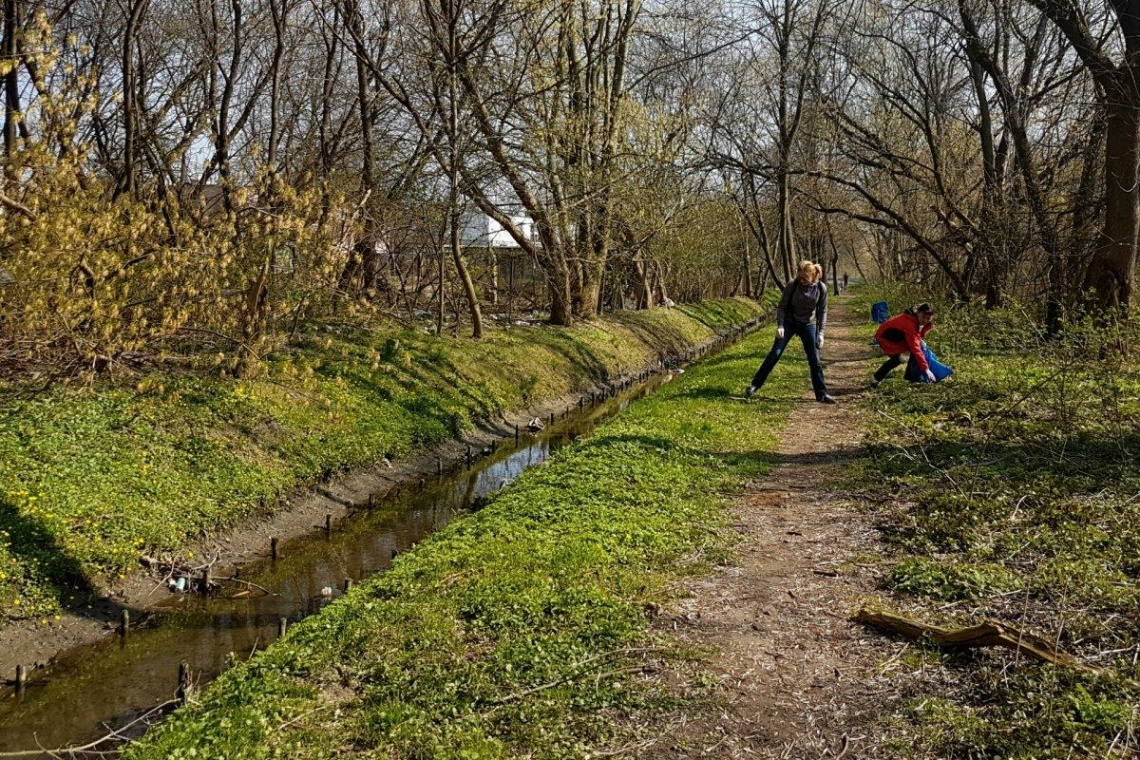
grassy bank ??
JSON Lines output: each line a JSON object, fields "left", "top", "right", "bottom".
{"left": 0, "top": 299, "right": 765, "bottom": 622}
{"left": 852, "top": 290, "right": 1140, "bottom": 758}
{"left": 123, "top": 320, "right": 806, "bottom": 759}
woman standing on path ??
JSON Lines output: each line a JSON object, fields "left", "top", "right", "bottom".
{"left": 745, "top": 260, "right": 835, "bottom": 404}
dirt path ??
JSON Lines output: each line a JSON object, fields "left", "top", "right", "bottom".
{"left": 645, "top": 295, "right": 895, "bottom": 758}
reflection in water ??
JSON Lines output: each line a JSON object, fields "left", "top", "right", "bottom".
{"left": 0, "top": 378, "right": 663, "bottom": 754}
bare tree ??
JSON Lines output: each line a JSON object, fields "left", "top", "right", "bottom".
{"left": 116, "top": 0, "right": 149, "bottom": 198}
{"left": 432, "top": 0, "right": 648, "bottom": 324}
{"left": 957, "top": 0, "right": 1090, "bottom": 315}
{"left": 422, "top": 0, "right": 483, "bottom": 337}
{"left": 2, "top": 0, "right": 19, "bottom": 169}
{"left": 1024, "top": 0, "right": 1138, "bottom": 310}
{"left": 805, "top": 0, "right": 1092, "bottom": 309}
{"left": 701, "top": 0, "right": 844, "bottom": 292}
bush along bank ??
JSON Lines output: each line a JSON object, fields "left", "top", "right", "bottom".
{"left": 0, "top": 299, "right": 767, "bottom": 624}
{"left": 122, "top": 321, "right": 806, "bottom": 759}
{"left": 855, "top": 294, "right": 1140, "bottom": 759}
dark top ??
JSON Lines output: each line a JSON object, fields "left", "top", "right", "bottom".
{"left": 776, "top": 279, "right": 828, "bottom": 336}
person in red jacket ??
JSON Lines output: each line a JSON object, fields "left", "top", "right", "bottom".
{"left": 871, "top": 303, "right": 936, "bottom": 386}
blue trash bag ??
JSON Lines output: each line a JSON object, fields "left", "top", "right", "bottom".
{"left": 871, "top": 301, "right": 889, "bottom": 323}
{"left": 904, "top": 343, "right": 953, "bottom": 382}
{"left": 925, "top": 345, "right": 953, "bottom": 381}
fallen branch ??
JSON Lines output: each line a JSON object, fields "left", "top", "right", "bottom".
{"left": 488, "top": 664, "right": 651, "bottom": 710}
{"left": 854, "top": 608, "right": 1098, "bottom": 674}
{"left": 482, "top": 647, "right": 666, "bottom": 711}
{"left": 274, "top": 703, "right": 332, "bottom": 733}
{"left": 216, "top": 576, "right": 276, "bottom": 597}
{"left": 140, "top": 551, "right": 220, "bottom": 578}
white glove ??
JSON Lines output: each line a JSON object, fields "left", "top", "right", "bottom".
{"left": 776, "top": 326, "right": 785, "bottom": 340}
{"left": 925, "top": 369, "right": 936, "bottom": 383}
{"left": 816, "top": 334, "right": 824, "bottom": 349}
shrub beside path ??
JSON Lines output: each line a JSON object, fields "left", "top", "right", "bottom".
{"left": 644, "top": 295, "right": 895, "bottom": 758}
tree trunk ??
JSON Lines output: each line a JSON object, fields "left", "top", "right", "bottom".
{"left": 742, "top": 232, "right": 754, "bottom": 298}
{"left": 577, "top": 253, "right": 605, "bottom": 320}
{"left": 654, "top": 262, "right": 670, "bottom": 306}
{"left": 445, "top": 0, "right": 481, "bottom": 338}
{"left": 437, "top": 241, "right": 445, "bottom": 335}
{"left": 119, "top": 0, "right": 150, "bottom": 199}
{"left": 267, "top": 0, "right": 287, "bottom": 173}
{"left": 450, "top": 209, "right": 482, "bottom": 338}
{"left": 549, "top": 259, "right": 573, "bottom": 325}
{"left": 239, "top": 253, "right": 272, "bottom": 375}
{"left": 1055, "top": 117, "right": 1104, "bottom": 335}
{"left": 1026, "top": 0, "right": 1140, "bottom": 312}
{"left": 777, "top": 170, "right": 795, "bottom": 279}
{"left": 828, "top": 231, "right": 839, "bottom": 294}
{"left": 489, "top": 249, "right": 498, "bottom": 306}
{"left": 1086, "top": 93, "right": 1139, "bottom": 310}
{"left": 634, "top": 250, "right": 652, "bottom": 309}
{"left": 2, "top": 0, "right": 17, "bottom": 171}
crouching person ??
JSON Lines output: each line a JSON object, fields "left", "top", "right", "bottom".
{"left": 871, "top": 303, "right": 936, "bottom": 387}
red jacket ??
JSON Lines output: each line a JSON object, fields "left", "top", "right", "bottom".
{"left": 875, "top": 309, "right": 932, "bottom": 371}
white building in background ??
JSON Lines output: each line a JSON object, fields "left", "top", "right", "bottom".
{"left": 454, "top": 207, "right": 543, "bottom": 310}
{"left": 459, "top": 209, "right": 537, "bottom": 249}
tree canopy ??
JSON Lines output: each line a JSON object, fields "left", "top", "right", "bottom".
{"left": 1, "top": 0, "right": 1136, "bottom": 374}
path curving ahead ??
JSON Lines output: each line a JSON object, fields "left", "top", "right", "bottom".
{"left": 646, "top": 294, "right": 896, "bottom": 759}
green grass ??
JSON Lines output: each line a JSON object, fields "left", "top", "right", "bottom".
{"left": 123, "top": 319, "right": 808, "bottom": 759}
{"left": 0, "top": 299, "right": 763, "bottom": 622}
{"left": 857, "top": 292, "right": 1140, "bottom": 759}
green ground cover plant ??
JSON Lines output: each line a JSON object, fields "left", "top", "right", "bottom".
{"left": 0, "top": 299, "right": 763, "bottom": 623}
{"left": 123, "top": 321, "right": 804, "bottom": 759}
{"left": 854, "top": 289, "right": 1140, "bottom": 759}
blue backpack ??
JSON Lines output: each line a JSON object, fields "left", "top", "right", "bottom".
{"left": 871, "top": 301, "right": 889, "bottom": 323}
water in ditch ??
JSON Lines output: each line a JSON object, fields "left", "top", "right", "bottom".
{"left": 0, "top": 375, "right": 669, "bottom": 755}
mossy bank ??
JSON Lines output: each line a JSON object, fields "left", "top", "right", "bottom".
{"left": 122, "top": 316, "right": 808, "bottom": 758}
{"left": 0, "top": 299, "right": 765, "bottom": 625}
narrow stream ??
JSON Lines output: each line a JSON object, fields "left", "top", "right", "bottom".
{"left": 0, "top": 372, "right": 673, "bottom": 755}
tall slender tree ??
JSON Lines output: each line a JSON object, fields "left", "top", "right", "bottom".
{"left": 1026, "top": 0, "right": 1140, "bottom": 310}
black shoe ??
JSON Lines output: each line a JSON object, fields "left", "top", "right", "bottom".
{"left": 870, "top": 379, "right": 881, "bottom": 389}
{"left": 744, "top": 385, "right": 757, "bottom": 399}
{"left": 817, "top": 394, "right": 836, "bottom": 404}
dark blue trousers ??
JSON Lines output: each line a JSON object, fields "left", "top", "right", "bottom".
{"left": 750, "top": 323, "right": 828, "bottom": 398}
{"left": 874, "top": 354, "right": 923, "bottom": 382}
